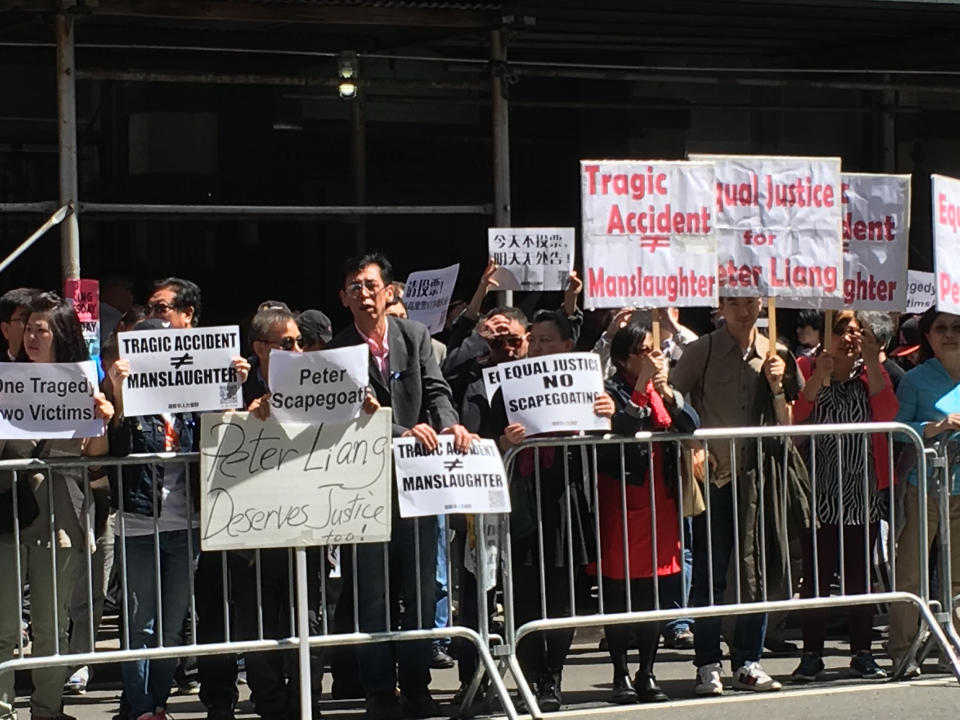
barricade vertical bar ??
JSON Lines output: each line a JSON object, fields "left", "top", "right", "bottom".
{"left": 862, "top": 433, "right": 871, "bottom": 594}
{"left": 383, "top": 544, "right": 391, "bottom": 632}
{"left": 887, "top": 433, "right": 896, "bottom": 591}
{"left": 563, "top": 445, "right": 577, "bottom": 615}
{"left": 619, "top": 442, "right": 632, "bottom": 611}
{"left": 295, "top": 547, "right": 312, "bottom": 720}
{"left": 152, "top": 465, "right": 164, "bottom": 646}
{"left": 837, "top": 441, "right": 846, "bottom": 595}
{"left": 937, "top": 437, "right": 954, "bottom": 635}
{"left": 47, "top": 469, "right": 60, "bottom": 655}
{"left": 185, "top": 462, "right": 197, "bottom": 643}
{"left": 810, "top": 435, "right": 820, "bottom": 597}
{"left": 352, "top": 545, "right": 360, "bottom": 633}
{"left": 320, "top": 551, "right": 329, "bottom": 635}
{"left": 647, "top": 439, "right": 659, "bottom": 610}
{"left": 591, "top": 444, "right": 604, "bottom": 613}
{"left": 414, "top": 517, "right": 423, "bottom": 629}
{"left": 730, "top": 439, "right": 741, "bottom": 603}
{"left": 12, "top": 471, "right": 24, "bottom": 658}
{"left": 221, "top": 552, "right": 231, "bottom": 642}
{"left": 534, "top": 447, "right": 547, "bottom": 619}
{"left": 117, "top": 466, "right": 131, "bottom": 649}
{"left": 83, "top": 471, "right": 95, "bottom": 652}
{"left": 255, "top": 549, "right": 264, "bottom": 639}
{"left": 756, "top": 438, "right": 767, "bottom": 602}
{"left": 703, "top": 440, "right": 714, "bottom": 606}
{"left": 288, "top": 549, "right": 296, "bottom": 637}
{"left": 675, "top": 442, "right": 687, "bottom": 608}
{"left": 781, "top": 441, "right": 793, "bottom": 595}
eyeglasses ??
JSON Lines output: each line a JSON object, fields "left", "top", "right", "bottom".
{"left": 492, "top": 334, "right": 525, "bottom": 349}
{"left": 146, "top": 302, "right": 178, "bottom": 317}
{"left": 346, "top": 280, "right": 384, "bottom": 297}
{"left": 266, "top": 336, "right": 303, "bottom": 351}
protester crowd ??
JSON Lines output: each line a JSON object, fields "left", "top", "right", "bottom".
{"left": 0, "top": 254, "right": 959, "bottom": 720}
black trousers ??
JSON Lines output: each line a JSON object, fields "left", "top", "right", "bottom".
{"left": 336, "top": 515, "right": 438, "bottom": 696}
{"left": 601, "top": 576, "right": 675, "bottom": 680}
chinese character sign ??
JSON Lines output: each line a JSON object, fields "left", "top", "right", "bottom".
{"left": 403, "top": 263, "right": 459, "bottom": 335}
{"left": 580, "top": 160, "right": 717, "bottom": 309}
{"left": 487, "top": 227, "right": 574, "bottom": 291}
{"left": 690, "top": 154, "right": 843, "bottom": 300}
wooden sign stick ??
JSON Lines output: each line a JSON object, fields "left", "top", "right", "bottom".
{"left": 766, "top": 298, "right": 777, "bottom": 358}
{"left": 651, "top": 309, "right": 661, "bottom": 351}
{"left": 822, "top": 309, "right": 834, "bottom": 387}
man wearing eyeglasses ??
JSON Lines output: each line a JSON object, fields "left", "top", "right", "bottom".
{"left": 0, "top": 287, "right": 39, "bottom": 361}
{"left": 243, "top": 307, "right": 303, "bottom": 408}
{"left": 145, "top": 277, "right": 202, "bottom": 329}
{"left": 328, "top": 252, "right": 472, "bottom": 720}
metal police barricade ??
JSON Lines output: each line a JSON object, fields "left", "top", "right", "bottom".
{"left": 900, "top": 432, "right": 960, "bottom": 675}
{"left": 487, "top": 422, "right": 960, "bottom": 718}
{"left": 0, "top": 451, "right": 518, "bottom": 720}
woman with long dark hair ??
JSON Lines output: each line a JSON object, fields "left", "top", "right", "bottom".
{"left": 0, "top": 292, "right": 113, "bottom": 720}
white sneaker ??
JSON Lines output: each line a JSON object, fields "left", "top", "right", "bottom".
{"left": 64, "top": 665, "right": 89, "bottom": 694}
{"left": 733, "top": 661, "right": 782, "bottom": 692}
{"left": 695, "top": 662, "right": 724, "bottom": 696}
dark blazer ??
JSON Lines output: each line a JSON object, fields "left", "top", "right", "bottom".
{"left": 327, "top": 316, "right": 459, "bottom": 437}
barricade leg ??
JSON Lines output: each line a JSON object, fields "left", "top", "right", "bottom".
{"left": 295, "top": 548, "right": 312, "bottom": 720}
{"left": 195, "top": 551, "right": 239, "bottom": 714}
{"left": 0, "top": 533, "right": 22, "bottom": 719}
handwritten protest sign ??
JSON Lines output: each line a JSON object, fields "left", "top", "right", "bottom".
{"left": 581, "top": 161, "right": 717, "bottom": 309}
{"left": 267, "top": 345, "right": 369, "bottom": 424}
{"left": 690, "top": 154, "right": 843, "bottom": 300}
{"left": 393, "top": 437, "right": 510, "bottom": 518}
{"left": 499, "top": 352, "right": 609, "bottom": 434}
{"left": 65, "top": 278, "right": 100, "bottom": 359}
{"left": 0, "top": 361, "right": 103, "bottom": 439}
{"left": 481, "top": 366, "right": 501, "bottom": 403}
{"left": 404, "top": 264, "right": 459, "bottom": 334}
{"left": 932, "top": 174, "right": 960, "bottom": 314}
{"left": 487, "top": 227, "right": 574, "bottom": 291}
{"left": 118, "top": 325, "right": 241, "bottom": 416}
{"left": 199, "top": 407, "right": 393, "bottom": 550}
{"left": 907, "top": 270, "right": 936, "bottom": 314}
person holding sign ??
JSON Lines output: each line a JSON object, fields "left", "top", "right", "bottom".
{"left": 670, "top": 296, "right": 804, "bottom": 696}
{"left": 495, "top": 310, "right": 614, "bottom": 713}
{"left": 791, "top": 311, "right": 897, "bottom": 682}
{"left": 328, "top": 253, "right": 472, "bottom": 720}
{"left": 0, "top": 292, "right": 114, "bottom": 720}
{"left": 596, "top": 317, "right": 698, "bottom": 704}
{"left": 888, "top": 308, "right": 960, "bottom": 677}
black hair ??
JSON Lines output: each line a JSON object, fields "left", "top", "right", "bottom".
{"left": 249, "top": 308, "right": 297, "bottom": 343}
{"left": 23, "top": 292, "right": 89, "bottom": 363}
{"left": 343, "top": 252, "right": 393, "bottom": 286}
{"left": 917, "top": 307, "right": 945, "bottom": 363}
{"left": 530, "top": 309, "right": 574, "bottom": 341}
{"left": 151, "top": 277, "right": 202, "bottom": 327}
{"left": 484, "top": 305, "right": 528, "bottom": 327}
{"left": 609, "top": 317, "right": 654, "bottom": 371}
{"left": 797, "top": 309, "right": 824, "bottom": 332}
{"left": 0, "top": 287, "right": 40, "bottom": 323}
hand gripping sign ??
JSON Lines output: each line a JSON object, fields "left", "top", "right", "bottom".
{"left": 932, "top": 174, "right": 960, "bottom": 314}
{"left": 393, "top": 437, "right": 511, "bottom": 518}
{"left": 689, "top": 154, "right": 843, "bottom": 300}
{"left": 581, "top": 160, "right": 717, "bottom": 309}
{"left": 199, "top": 407, "right": 393, "bottom": 551}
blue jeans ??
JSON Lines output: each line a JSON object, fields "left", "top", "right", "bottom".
{"left": 663, "top": 518, "right": 694, "bottom": 636}
{"left": 434, "top": 515, "right": 449, "bottom": 648}
{"left": 120, "top": 529, "right": 198, "bottom": 719}
{"left": 691, "top": 483, "right": 766, "bottom": 670}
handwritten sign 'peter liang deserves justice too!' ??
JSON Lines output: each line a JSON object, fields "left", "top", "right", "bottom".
{"left": 118, "top": 325, "right": 242, "bottom": 416}
{"left": 199, "top": 407, "right": 393, "bottom": 551}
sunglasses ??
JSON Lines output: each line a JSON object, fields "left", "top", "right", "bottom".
{"left": 492, "top": 334, "right": 525, "bottom": 349}
{"left": 264, "top": 336, "right": 303, "bottom": 351}
{"left": 146, "top": 302, "right": 179, "bottom": 316}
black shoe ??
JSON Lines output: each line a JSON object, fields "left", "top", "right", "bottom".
{"left": 764, "top": 638, "right": 798, "bottom": 655}
{"left": 365, "top": 692, "right": 405, "bottom": 720}
{"left": 430, "top": 645, "right": 455, "bottom": 670}
{"left": 633, "top": 674, "right": 669, "bottom": 703}
{"left": 401, "top": 690, "right": 442, "bottom": 719}
{"left": 611, "top": 674, "right": 639, "bottom": 704}
{"left": 205, "top": 709, "right": 235, "bottom": 720}
{"left": 536, "top": 675, "right": 562, "bottom": 713}
{"left": 791, "top": 652, "right": 825, "bottom": 683}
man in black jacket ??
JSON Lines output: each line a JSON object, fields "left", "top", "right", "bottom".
{"left": 327, "top": 253, "right": 473, "bottom": 720}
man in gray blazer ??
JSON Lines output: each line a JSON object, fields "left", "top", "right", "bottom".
{"left": 328, "top": 253, "right": 474, "bottom": 720}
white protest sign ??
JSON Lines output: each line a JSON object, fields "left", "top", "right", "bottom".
{"left": 499, "top": 352, "right": 609, "bottom": 434}
{"left": 932, "top": 174, "right": 960, "bottom": 314}
{"left": 404, "top": 264, "right": 459, "bottom": 334}
{"left": 267, "top": 344, "right": 369, "bottom": 424}
{"left": 481, "top": 366, "right": 502, "bottom": 403}
{"left": 0, "top": 361, "right": 103, "bottom": 439}
{"left": 118, "top": 325, "right": 241, "bottom": 416}
{"left": 199, "top": 407, "right": 393, "bottom": 551}
{"left": 906, "top": 270, "right": 936, "bottom": 314}
{"left": 581, "top": 160, "right": 717, "bottom": 309}
{"left": 464, "top": 514, "right": 501, "bottom": 592}
{"left": 487, "top": 227, "right": 575, "bottom": 291}
{"left": 690, "top": 154, "right": 843, "bottom": 300}
{"left": 393, "top": 437, "right": 510, "bottom": 518}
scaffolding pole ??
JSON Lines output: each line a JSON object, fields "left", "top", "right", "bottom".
{"left": 491, "top": 29, "right": 513, "bottom": 306}
{"left": 56, "top": 12, "right": 80, "bottom": 281}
